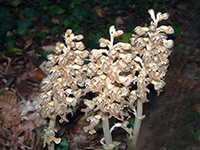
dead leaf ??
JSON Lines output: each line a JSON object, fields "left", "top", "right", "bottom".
{"left": 0, "top": 91, "right": 18, "bottom": 105}
{"left": 52, "top": 18, "right": 60, "bottom": 24}
{"left": 0, "top": 102, "right": 21, "bottom": 128}
{"left": 42, "top": 45, "right": 55, "bottom": 52}
{"left": 28, "top": 67, "right": 47, "bottom": 82}
{"left": 24, "top": 39, "right": 33, "bottom": 50}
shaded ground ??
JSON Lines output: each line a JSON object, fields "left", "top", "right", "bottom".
{"left": 0, "top": 0, "right": 200, "bottom": 150}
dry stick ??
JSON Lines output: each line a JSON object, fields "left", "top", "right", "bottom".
{"left": 127, "top": 100, "right": 143, "bottom": 150}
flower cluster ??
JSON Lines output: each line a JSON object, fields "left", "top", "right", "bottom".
{"left": 39, "top": 29, "right": 88, "bottom": 124}
{"left": 82, "top": 9, "right": 174, "bottom": 133}
{"left": 42, "top": 127, "right": 61, "bottom": 147}
{"left": 39, "top": 9, "right": 174, "bottom": 147}
{"left": 130, "top": 9, "right": 174, "bottom": 101}
{"left": 82, "top": 26, "right": 138, "bottom": 133}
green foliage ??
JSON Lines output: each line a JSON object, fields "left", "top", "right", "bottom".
{"left": 63, "top": 20, "right": 71, "bottom": 27}
{"left": 135, "top": 0, "right": 169, "bottom": 13}
{"left": 36, "top": 32, "right": 47, "bottom": 39}
{"left": 100, "top": 29, "right": 109, "bottom": 39}
{"left": 6, "top": 36, "right": 14, "bottom": 48}
{"left": 191, "top": 130, "right": 200, "bottom": 141}
{"left": 0, "top": 0, "right": 173, "bottom": 55}
{"left": 69, "top": 0, "right": 86, "bottom": 8}
{"left": 171, "top": 24, "right": 182, "bottom": 37}
{"left": 118, "top": 32, "right": 132, "bottom": 43}
{"left": 110, "top": 0, "right": 130, "bottom": 9}
{"left": 191, "top": 111, "right": 200, "bottom": 141}
{"left": 7, "top": 48, "right": 22, "bottom": 53}
{"left": 174, "top": 45, "right": 183, "bottom": 52}
{"left": 36, "top": 0, "right": 50, "bottom": 10}
{"left": 0, "top": 10, "right": 12, "bottom": 20}
{"left": 9, "top": 0, "right": 23, "bottom": 7}
{"left": 0, "top": 22, "right": 15, "bottom": 32}
{"left": 39, "top": 51, "right": 48, "bottom": 60}
{"left": 0, "top": 10, "right": 15, "bottom": 32}
{"left": 23, "top": 8, "right": 38, "bottom": 18}
{"left": 56, "top": 139, "right": 70, "bottom": 150}
{"left": 41, "top": 15, "right": 50, "bottom": 24}
{"left": 49, "top": 5, "right": 65, "bottom": 16}
{"left": 126, "top": 25, "right": 137, "bottom": 33}
{"left": 129, "top": 118, "right": 135, "bottom": 129}
{"left": 50, "top": 26, "right": 61, "bottom": 36}
{"left": 6, "top": 36, "right": 22, "bottom": 53}
{"left": 16, "top": 19, "right": 32, "bottom": 35}
{"left": 87, "top": 32, "right": 102, "bottom": 48}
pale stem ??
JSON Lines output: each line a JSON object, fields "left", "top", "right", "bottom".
{"left": 48, "top": 99, "right": 58, "bottom": 150}
{"left": 133, "top": 100, "right": 143, "bottom": 147}
{"left": 102, "top": 112, "right": 113, "bottom": 147}
{"left": 127, "top": 100, "right": 143, "bottom": 150}
{"left": 48, "top": 113, "right": 56, "bottom": 150}
{"left": 126, "top": 133, "right": 135, "bottom": 150}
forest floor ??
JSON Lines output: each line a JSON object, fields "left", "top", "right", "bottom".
{"left": 0, "top": 0, "right": 200, "bottom": 150}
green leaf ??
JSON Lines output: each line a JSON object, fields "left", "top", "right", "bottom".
{"left": 100, "top": 29, "right": 109, "bottom": 39}
{"left": 64, "top": 20, "right": 71, "bottom": 27}
{"left": 192, "top": 130, "right": 200, "bottom": 141}
{"left": 10, "top": 0, "right": 23, "bottom": 7}
{"left": 153, "top": 2, "right": 159, "bottom": 9}
{"left": 129, "top": 118, "right": 135, "bottom": 129}
{"left": 174, "top": 45, "right": 183, "bottom": 52}
{"left": 74, "top": 0, "right": 86, "bottom": 5}
{"left": 49, "top": 5, "right": 65, "bottom": 16}
{"left": 71, "top": 8, "right": 84, "bottom": 22}
{"left": 118, "top": 32, "right": 132, "bottom": 43}
{"left": 23, "top": 8, "right": 38, "bottom": 18}
{"left": 50, "top": 26, "right": 61, "bottom": 36}
{"left": 126, "top": 24, "right": 137, "bottom": 32}
{"left": 36, "top": 32, "right": 47, "bottom": 39}
{"left": 36, "top": 0, "right": 50, "bottom": 10}
{"left": 16, "top": 19, "right": 32, "bottom": 35}
{"left": 56, "top": 139, "right": 70, "bottom": 150}
{"left": 0, "top": 22, "right": 15, "bottom": 32}
{"left": 57, "top": 8, "right": 65, "bottom": 14}
{"left": 6, "top": 36, "right": 15, "bottom": 48}
{"left": 87, "top": 32, "right": 101, "bottom": 48}
{"left": 42, "top": 15, "right": 50, "bottom": 24}
{"left": 7, "top": 48, "right": 22, "bottom": 53}
{"left": 71, "top": 21, "right": 80, "bottom": 31}
{"left": 69, "top": 0, "right": 86, "bottom": 8}
{"left": 39, "top": 51, "right": 48, "bottom": 60}
{"left": 171, "top": 24, "right": 182, "bottom": 37}
{"left": 0, "top": 10, "right": 13, "bottom": 20}
{"left": 0, "top": 10, "right": 15, "bottom": 32}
